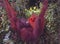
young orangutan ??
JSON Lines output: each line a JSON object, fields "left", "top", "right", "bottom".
{"left": 3, "top": 0, "right": 48, "bottom": 44}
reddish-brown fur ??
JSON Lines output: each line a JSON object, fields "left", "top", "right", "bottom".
{"left": 3, "top": 0, "right": 48, "bottom": 44}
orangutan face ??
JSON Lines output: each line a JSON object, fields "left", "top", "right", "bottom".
{"left": 28, "top": 14, "right": 38, "bottom": 28}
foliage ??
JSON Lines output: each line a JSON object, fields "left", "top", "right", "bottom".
{"left": 46, "top": 3, "right": 57, "bottom": 32}
{"left": 24, "top": 3, "right": 43, "bottom": 18}
{"left": 0, "top": 0, "right": 58, "bottom": 44}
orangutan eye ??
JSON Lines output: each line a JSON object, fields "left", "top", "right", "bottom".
{"left": 30, "top": 17, "right": 36, "bottom": 22}
{"left": 30, "top": 18, "right": 33, "bottom": 20}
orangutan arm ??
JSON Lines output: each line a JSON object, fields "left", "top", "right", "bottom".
{"left": 39, "top": 0, "right": 48, "bottom": 17}
{"left": 39, "top": 0, "right": 48, "bottom": 29}
{"left": 3, "top": 0, "right": 17, "bottom": 30}
{"left": 33, "top": 0, "right": 48, "bottom": 38}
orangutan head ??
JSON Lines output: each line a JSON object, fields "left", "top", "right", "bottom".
{"left": 28, "top": 13, "right": 38, "bottom": 28}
